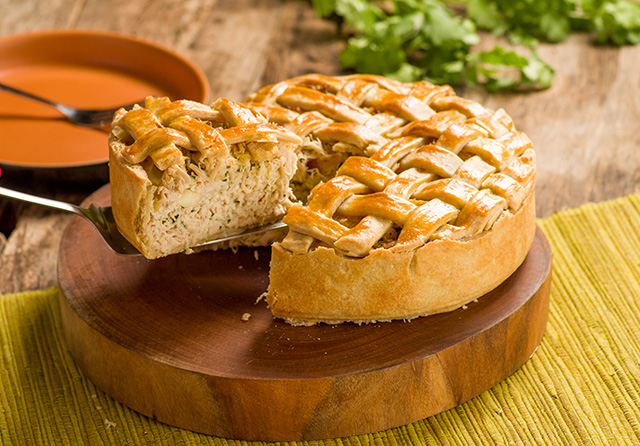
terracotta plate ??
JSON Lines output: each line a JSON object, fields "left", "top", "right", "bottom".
{"left": 0, "top": 30, "right": 209, "bottom": 170}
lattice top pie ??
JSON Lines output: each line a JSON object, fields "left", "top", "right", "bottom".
{"left": 245, "top": 74, "right": 535, "bottom": 258}
{"left": 108, "top": 74, "right": 536, "bottom": 325}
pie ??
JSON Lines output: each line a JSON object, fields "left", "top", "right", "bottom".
{"left": 109, "top": 74, "right": 536, "bottom": 325}
{"left": 246, "top": 74, "right": 536, "bottom": 325}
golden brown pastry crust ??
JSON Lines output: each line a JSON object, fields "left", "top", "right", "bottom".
{"left": 110, "top": 74, "right": 537, "bottom": 325}
{"left": 249, "top": 74, "right": 538, "bottom": 325}
{"left": 109, "top": 149, "right": 154, "bottom": 256}
{"left": 267, "top": 191, "right": 536, "bottom": 326}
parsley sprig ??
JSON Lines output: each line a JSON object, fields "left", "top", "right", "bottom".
{"left": 311, "top": 0, "right": 640, "bottom": 91}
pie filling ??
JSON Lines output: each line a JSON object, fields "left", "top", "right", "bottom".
{"left": 109, "top": 97, "right": 301, "bottom": 258}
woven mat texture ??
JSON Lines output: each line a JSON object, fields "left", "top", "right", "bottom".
{"left": 2, "top": 194, "right": 640, "bottom": 445}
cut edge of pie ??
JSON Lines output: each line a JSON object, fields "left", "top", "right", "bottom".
{"left": 108, "top": 96, "right": 301, "bottom": 259}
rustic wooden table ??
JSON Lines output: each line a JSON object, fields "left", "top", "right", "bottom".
{"left": 1, "top": 0, "right": 640, "bottom": 295}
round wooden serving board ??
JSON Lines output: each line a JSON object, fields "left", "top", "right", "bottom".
{"left": 58, "top": 185, "right": 552, "bottom": 441}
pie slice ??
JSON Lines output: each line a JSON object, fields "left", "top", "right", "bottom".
{"left": 109, "top": 96, "right": 301, "bottom": 259}
{"left": 246, "top": 74, "right": 536, "bottom": 325}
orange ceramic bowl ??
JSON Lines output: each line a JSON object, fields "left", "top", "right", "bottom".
{"left": 0, "top": 29, "right": 209, "bottom": 181}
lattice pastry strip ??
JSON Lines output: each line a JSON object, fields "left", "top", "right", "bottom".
{"left": 277, "top": 86, "right": 372, "bottom": 124}
{"left": 123, "top": 126, "right": 190, "bottom": 168}
{"left": 336, "top": 156, "right": 396, "bottom": 191}
{"left": 283, "top": 205, "right": 349, "bottom": 246}
{"left": 391, "top": 110, "right": 467, "bottom": 139}
{"left": 502, "top": 148, "right": 535, "bottom": 186}
{"left": 393, "top": 199, "right": 460, "bottom": 251}
{"left": 282, "top": 130, "right": 520, "bottom": 257}
{"left": 435, "top": 122, "right": 489, "bottom": 154}
{"left": 334, "top": 78, "right": 377, "bottom": 105}
{"left": 313, "top": 122, "right": 386, "bottom": 156}
{"left": 248, "top": 74, "right": 536, "bottom": 258}
{"left": 282, "top": 135, "right": 434, "bottom": 256}
{"left": 413, "top": 179, "right": 478, "bottom": 208}
{"left": 336, "top": 192, "right": 417, "bottom": 225}
{"left": 464, "top": 138, "right": 513, "bottom": 169}
{"left": 368, "top": 137, "right": 425, "bottom": 168}
{"left": 409, "top": 81, "right": 456, "bottom": 103}
{"left": 452, "top": 156, "right": 497, "bottom": 189}
{"left": 398, "top": 144, "right": 463, "bottom": 178}
{"left": 287, "top": 111, "right": 334, "bottom": 138}
{"left": 430, "top": 96, "right": 488, "bottom": 118}
{"left": 145, "top": 97, "right": 224, "bottom": 125}
{"left": 112, "top": 97, "right": 302, "bottom": 177}
{"left": 363, "top": 112, "right": 406, "bottom": 136}
{"left": 430, "top": 190, "right": 508, "bottom": 242}
{"left": 360, "top": 88, "right": 435, "bottom": 121}
{"left": 482, "top": 173, "right": 528, "bottom": 210}
{"left": 243, "top": 102, "right": 299, "bottom": 124}
{"left": 332, "top": 169, "right": 439, "bottom": 255}
{"left": 307, "top": 176, "right": 371, "bottom": 216}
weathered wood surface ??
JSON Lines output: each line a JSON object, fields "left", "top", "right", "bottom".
{"left": 1, "top": 0, "right": 640, "bottom": 294}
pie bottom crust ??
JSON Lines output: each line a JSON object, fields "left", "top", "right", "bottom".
{"left": 266, "top": 191, "right": 536, "bottom": 326}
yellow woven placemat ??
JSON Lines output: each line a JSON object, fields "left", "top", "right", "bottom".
{"left": 3, "top": 194, "right": 640, "bottom": 445}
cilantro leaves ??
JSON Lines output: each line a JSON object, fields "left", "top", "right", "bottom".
{"left": 311, "top": 0, "right": 640, "bottom": 91}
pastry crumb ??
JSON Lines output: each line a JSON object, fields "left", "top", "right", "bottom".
{"left": 461, "top": 305, "right": 468, "bottom": 310}
{"left": 242, "top": 313, "right": 252, "bottom": 321}
{"left": 254, "top": 250, "right": 259, "bottom": 261}
{"left": 238, "top": 265, "right": 244, "bottom": 270}
{"left": 104, "top": 419, "right": 116, "bottom": 428}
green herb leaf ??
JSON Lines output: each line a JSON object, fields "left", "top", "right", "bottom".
{"left": 310, "top": 0, "right": 336, "bottom": 18}
{"left": 522, "top": 51, "right": 555, "bottom": 89}
{"left": 335, "top": 0, "right": 385, "bottom": 33}
{"left": 466, "top": 0, "right": 502, "bottom": 30}
{"left": 340, "top": 35, "right": 407, "bottom": 75}
{"left": 465, "top": 46, "right": 554, "bottom": 91}
{"left": 540, "top": 11, "right": 571, "bottom": 42}
{"left": 591, "top": 0, "right": 640, "bottom": 45}
{"left": 312, "top": 0, "right": 640, "bottom": 92}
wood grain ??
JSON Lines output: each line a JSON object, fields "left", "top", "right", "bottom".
{"left": 56, "top": 186, "right": 552, "bottom": 441}
{"left": 0, "top": 208, "right": 71, "bottom": 294}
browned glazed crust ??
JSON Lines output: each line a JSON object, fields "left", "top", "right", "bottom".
{"left": 108, "top": 142, "right": 157, "bottom": 257}
{"left": 267, "top": 190, "right": 536, "bottom": 325}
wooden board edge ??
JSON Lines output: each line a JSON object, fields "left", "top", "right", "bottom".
{"left": 57, "top": 253, "right": 551, "bottom": 441}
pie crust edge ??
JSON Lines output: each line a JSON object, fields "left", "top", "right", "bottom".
{"left": 266, "top": 189, "right": 536, "bottom": 326}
